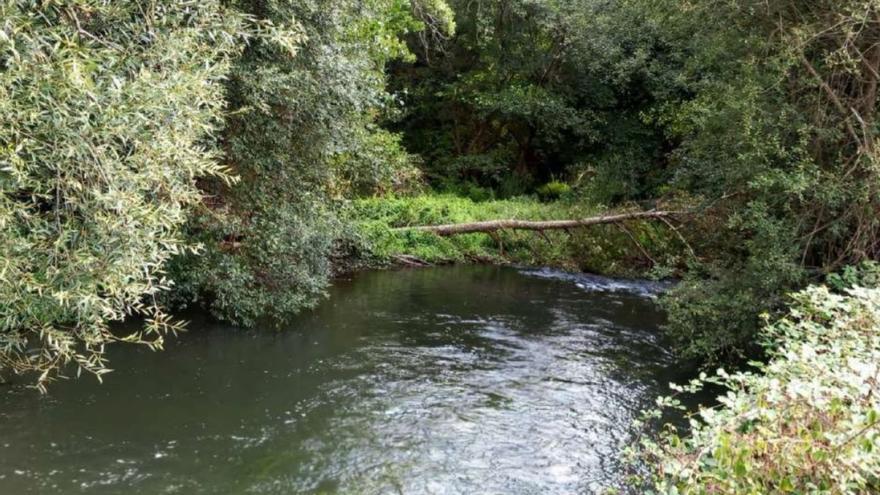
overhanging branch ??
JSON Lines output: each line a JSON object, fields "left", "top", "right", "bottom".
{"left": 392, "top": 210, "right": 684, "bottom": 236}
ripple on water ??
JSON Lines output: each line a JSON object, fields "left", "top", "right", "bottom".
{"left": 520, "top": 267, "right": 674, "bottom": 297}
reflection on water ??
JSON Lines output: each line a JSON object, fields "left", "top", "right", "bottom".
{"left": 0, "top": 266, "right": 690, "bottom": 494}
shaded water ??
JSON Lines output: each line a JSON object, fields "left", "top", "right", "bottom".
{"left": 0, "top": 266, "right": 690, "bottom": 494}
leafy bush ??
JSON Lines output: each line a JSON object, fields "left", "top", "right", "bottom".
{"left": 536, "top": 181, "right": 572, "bottom": 202}
{"left": 660, "top": 211, "right": 806, "bottom": 362}
{"left": 828, "top": 261, "right": 880, "bottom": 292}
{"left": 438, "top": 181, "right": 495, "bottom": 202}
{"left": 389, "top": 0, "right": 665, "bottom": 193}
{"left": 634, "top": 285, "right": 880, "bottom": 494}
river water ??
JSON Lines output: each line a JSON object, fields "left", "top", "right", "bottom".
{"left": 0, "top": 266, "right": 690, "bottom": 494}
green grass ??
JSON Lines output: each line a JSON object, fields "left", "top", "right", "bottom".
{"left": 350, "top": 193, "right": 686, "bottom": 277}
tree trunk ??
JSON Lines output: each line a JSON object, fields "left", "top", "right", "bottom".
{"left": 393, "top": 210, "right": 682, "bottom": 236}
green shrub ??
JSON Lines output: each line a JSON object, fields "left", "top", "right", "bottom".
{"left": 828, "top": 261, "right": 880, "bottom": 292}
{"left": 661, "top": 206, "right": 807, "bottom": 362}
{"left": 647, "top": 0, "right": 880, "bottom": 362}
{"left": 634, "top": 285, "right": 880, "bottom": 494}
{"left": 536, "top": 181, "right": 572, "bottom": 202}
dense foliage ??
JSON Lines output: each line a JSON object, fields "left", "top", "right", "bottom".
{"left": 169, "top": 0, "right": 400, "bottom": 326}
{"left": 0, "top": 1, "right": 248, "bottom": 388}
{"left": 634, "top": 283, "right": 880, "bottom": 494}
{"left": 167, "top": 0, "right": 459, "bottom": 327}
{"left": 647, "top": 0, "right": 880, "bottom": 361}
{"left": 388, "top": 0, "right": 668, "bottom": 199}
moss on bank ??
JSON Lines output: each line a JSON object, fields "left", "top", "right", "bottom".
{"left": 350, "top": 194, "right": 688, "bottom": 278}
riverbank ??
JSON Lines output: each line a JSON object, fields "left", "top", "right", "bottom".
{"left": 350, "top": 193, "right": 689, "bottom": 280}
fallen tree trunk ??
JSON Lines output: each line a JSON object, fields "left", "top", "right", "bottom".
{"left": 392, "top": 210, "right": 683, "bottom": 236}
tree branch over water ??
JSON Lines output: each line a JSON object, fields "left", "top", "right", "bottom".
{"left": 393, "top": 210, "right": 685, "bottom": 236}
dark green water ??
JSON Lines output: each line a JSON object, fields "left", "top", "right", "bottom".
{"left": 0, "top": 266, "right": 687, "bottom": 494}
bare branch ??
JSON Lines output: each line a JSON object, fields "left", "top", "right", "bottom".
{"left": 393, "top": 210, "right": 684, "bottom": 236}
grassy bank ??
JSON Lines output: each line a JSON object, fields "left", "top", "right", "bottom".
{"left": 351, "top": 193, "right": 688, "bottom": 278}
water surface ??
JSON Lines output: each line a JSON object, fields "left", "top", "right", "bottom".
{"left": 0, "top": 266, "right": 688, "bottom": 494}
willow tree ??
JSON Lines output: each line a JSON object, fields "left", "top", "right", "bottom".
{"left": 0, "top": 2, "right": 252, "bottom": 388}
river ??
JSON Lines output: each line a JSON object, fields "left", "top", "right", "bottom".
{"left": 0, "top": 266, "right": 690, "bottom": 494}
